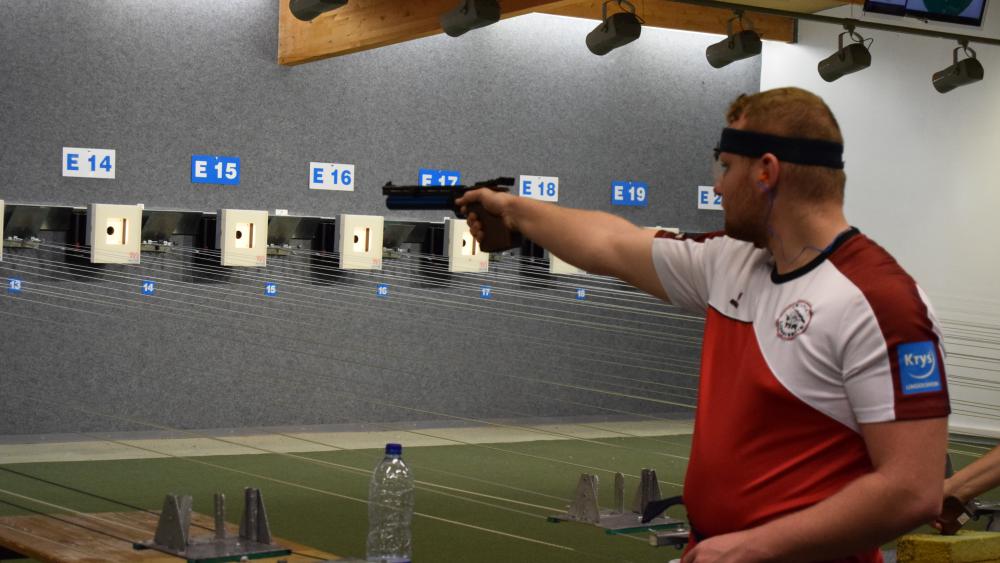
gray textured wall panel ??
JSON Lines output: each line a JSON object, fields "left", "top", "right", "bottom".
{"left": 0, "top": 1, "right": 758, "bottom": 434}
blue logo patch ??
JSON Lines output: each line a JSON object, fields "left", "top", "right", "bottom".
{"left": 898, "top": 341, "right": 942, "bottom": 395}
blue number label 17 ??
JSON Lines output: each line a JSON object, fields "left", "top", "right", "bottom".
{"left": 141, "top": 280, "right": 156, "bottom": 295}
{"left": 418, "top": 168, "right": 461, "bottom": 187}
{"left": 8, "top": 278, "right": 22, "bottom": 293}
{"left": 264, "top": 282, "right": 278, "bottom": 296}
{"left": 309, "top": 162, "right": 356, "bottom": 191}
{"left": 480, "top": 285, "right": 493, "bottom": 299}
{"left": 376, "top": 283, "right": 389, "bottom": 298}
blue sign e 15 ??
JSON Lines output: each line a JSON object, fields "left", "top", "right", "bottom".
{"left": 192, "top": 155, "right": 240, "bottom": 185}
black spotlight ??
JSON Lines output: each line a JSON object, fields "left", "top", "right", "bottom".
{"left": 706, "top": 13, "right": 761, "bottom": 68}
{"left": 440, "top": 0, "right": 501, "bottom": 37}
{"left": 586, "top": 0, "right": 643, "bottom": 56}
{"left": 933, "top": 42, "right": 985, "bottom": 93}
{"left": 818, "top": 25, "right": 872, "bottom": 82}
{"left": 289, "top": 0, "right": 347, "bottom": 22}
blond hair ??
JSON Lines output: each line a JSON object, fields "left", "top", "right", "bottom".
{"left": 727, "top": 88, "right": 846, "bottom": 204}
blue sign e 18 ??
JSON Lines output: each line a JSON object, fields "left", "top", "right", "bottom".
{"left": 192, "top": 155, "right": 240, "bottom": 185}
{"left": 419, "top": 168, "right": 461, "bottom": 187}
{"left": 611, "top": 181, "right": 648, "bottom": 207}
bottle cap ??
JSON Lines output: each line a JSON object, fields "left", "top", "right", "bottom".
{"left": 385, "top": 443, "right": 402, "bottom": 455}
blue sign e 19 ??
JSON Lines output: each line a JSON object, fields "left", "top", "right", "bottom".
{"left": 192, "top": 155, "right": 240, "bottom": 185}
{"left": 611, "top": 181, "right": 648, "bottom": 207}
{"left": 419, "top": 168, "right": 461, "bottom": 187}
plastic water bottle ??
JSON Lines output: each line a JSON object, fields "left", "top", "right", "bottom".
{"left": 366, "top": 443, "right": 414, "bottom": 563}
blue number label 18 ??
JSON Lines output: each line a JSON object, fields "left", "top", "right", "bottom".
{"left": 480, "top": 285, "right": 493, "bottom": 299}
{"left": 63, "top": 147, "right": 116, "bottom": 179}
{"left": 264, "top": 282, "right": 278, "bottom": 296}
{"left": 8, "top": 278, "right": 22, "bottom": 293}
{"left": 519, "top": 175, "right": 559, "bottom": 202}
{"left": 141, "top": 280, "right": 156, "bottom": 295}
{"left": 576, "top": 288, "right": 587, "bottom": 300}
{"left": 418, "top": 168, "right": 461, "bottom": 187}
{"left": 376, "top": 283, "right": 389, "bottom": 297}
{"left": 309, "top": 162, "right": 356, "bottom": 191}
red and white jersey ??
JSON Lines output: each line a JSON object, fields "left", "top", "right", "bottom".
{"left": 651, "top": 228, "right": 949, "bottom": 561}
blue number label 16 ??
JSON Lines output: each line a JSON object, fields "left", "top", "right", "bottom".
{"left": 309, "top": 162, "right": 356, "bottom": 191}
{"left": 376, "top": 283, "right": 389, "bottom": 297}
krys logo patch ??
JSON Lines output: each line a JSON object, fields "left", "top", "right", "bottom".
{"left": 898, "top": 341, "right": 943, "bottom": 395}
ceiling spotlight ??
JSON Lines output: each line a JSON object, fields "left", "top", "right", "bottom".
{"left": 932, "top": 41, "right": 984, "bottom": 93}
{"left": 288, "top": 0, "right": 347, "bottom": 22}
{"left": 818, "top": 25, "right": 872, "bottom": 82}
{"left": 706, "top": 12, "right": 762, "bottom": 68}
{"left": 586, "top": 0, "right": 643, "bottom": 56}
{"left": 440, "top": 0, "right": 501, "bottom": 37}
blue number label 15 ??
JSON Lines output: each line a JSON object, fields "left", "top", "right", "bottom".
{"left": 191, "top": 155, "right": 241, "bottom": 186}
{"left": 519, "top": 175, "right": 559, "bottom": 202}
{"left": 418, "top": 168, "right": 461, "bottom": 187}
{"left": 8, "top": 278, "right": 22, "bottom": 293}
{"left": 309, "top": 162, "right": 356, "bottom": 191}
{"left": 264, "top": 282, "right": 278, "bottom": 296}
{"left": 63, "top": 147, "right": 116, "bottom": 179}
{"left": 141, "top": 280, "right": 156, "bottom": 295}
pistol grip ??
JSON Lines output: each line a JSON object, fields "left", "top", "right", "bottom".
{"left": 467, "top": 202, "right": 522, "bottom": 253}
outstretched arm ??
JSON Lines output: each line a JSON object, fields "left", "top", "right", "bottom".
{"left": 456, "top": 188, "right": 670, "bottom": 301}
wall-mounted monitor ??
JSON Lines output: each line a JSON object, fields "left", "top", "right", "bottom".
{"left": 864, "top": 0, "right": 988, "bottom": 26}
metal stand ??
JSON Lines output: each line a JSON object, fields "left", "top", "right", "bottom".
{"left": 548, "top": 470, "right": 684, "bottom": 534}
{"left": 134, "top": 488, "right": 291, "bottom": 563}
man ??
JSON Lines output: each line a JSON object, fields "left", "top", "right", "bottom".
{"left": 935, "top": 445, "right": 1000, "bottom": 532}
{"left": 457, "top": 87, "right": 950, "bottom": 562}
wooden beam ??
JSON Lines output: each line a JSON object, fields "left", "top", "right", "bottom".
{"left": 537, "top": 1, "right": 795, "bottom": 42}
{"left": 278, "top": 0, "right": 798, "bottom": 66}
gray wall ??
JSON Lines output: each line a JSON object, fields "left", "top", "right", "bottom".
{"left": 0, "top": 1, "right": 759, "bottom": 434}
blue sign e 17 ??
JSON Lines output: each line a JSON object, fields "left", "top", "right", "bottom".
{"left": 419, "top": 169, "right": 461, "bottom": 187}
{"left": 192, "top": 155, "right": 240, "bottom": 185}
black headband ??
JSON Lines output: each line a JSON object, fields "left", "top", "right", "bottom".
{"left": 715, "top": 128, "right": 845, "bottom": 169}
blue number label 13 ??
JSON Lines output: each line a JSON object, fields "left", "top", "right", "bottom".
{"left": 63, "top": 147, "right": 116, "bottom": 179}
{"left": 519, "top": 175, "right": 559, "bottom": 202}
{"left": 418, "top": 168, "right": 461, "bottom": 187}
{"left": 191, "top": 155, "right": 240, "bottom": 185}
{"left": 8, "top": 278, "right": 22, "bottom": 294}
{"left": 611, "top": 181, "right": 649, "bottom": 207}
{"left": 309, "top": 162, "right": 355, "bottom": 191}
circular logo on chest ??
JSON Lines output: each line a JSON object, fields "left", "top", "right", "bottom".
{"left": 776, "top": 300, "right": 813, "bottom": 340}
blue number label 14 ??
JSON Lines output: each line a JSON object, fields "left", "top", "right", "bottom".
{"left": 191, "top": 155, "right": 240, "bottom": 185}
{"left": 697, "top": 185, "right": 723, "bottom": 210}
{"left": 264, "top": 282, "right": 278, "bottom": 296}
{"left": 63, "top": 147, "right": 116, "bottom": 179}
{"left": 519, "top": 175, "right": 559, "bottom": 202}
{"left": 376, "top": 283, "right": 389, "bottom": 298}
{"left": 309, "top": 162, "right": 355, "bottom": 191}
{"left": 8, "top": 278, "right": 22, "bottom": 294}
{"left": 418, "top": 168, "right": 461, "bottom": 187}
{"left": 141, "top": 280, "right": 156, "bottom": 295}
{"left": 611, "top": 181, "right": 649, "bottom": 207}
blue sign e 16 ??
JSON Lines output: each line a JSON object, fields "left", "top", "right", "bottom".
{"left": 611, "top": 181, "right": 649, "bottom": 207}
{"left": 192, "top": 155, "right": 240, "bottom": 185}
